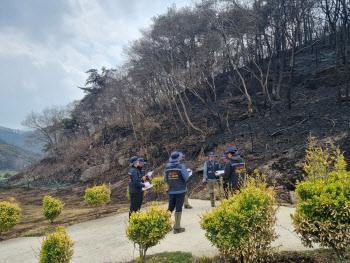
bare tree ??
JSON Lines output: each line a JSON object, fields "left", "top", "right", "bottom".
{"left": 339, "top": 0, "right": 350, "bottom": 101}
{"left": 319, "top": 0, "right": 342, "bottom": 101}
{"left": 22, "top": 106, "right": 69, "bottom": 153}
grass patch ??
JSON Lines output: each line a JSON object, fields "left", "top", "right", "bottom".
{"left": 24, "top": 226, "right": 56, "bottom": 237}
{"left": 0, "top": 171, "right": 17, "bottom": 180}
{"left": 270, "top": 249, "right": 350, "bottom": 263}
{"left": 300, "top": 248, "right": 332, "bottom": 257}
{"left": 145, "top": 251, "right": 193, "bottom": 263}
{"left": 123, "top": 249, "right": 350, "bottom": 263}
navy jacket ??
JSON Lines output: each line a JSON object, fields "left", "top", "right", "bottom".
{"left": 128, "top": 166, "right": 145, "bottom": 194}
{"left": 138, "top": 166, "right": 145, "bottom": 177}
{"left": 203, "top": 160, "right": 220, "bottom": 181}
{"left": 221, "top": 162, "right": 226, "bottom": 170}
{"left": 164, "top": 161, "right": 189, "bottom": 194}
{"left": 222, "top": 156, "right": 246, "bottom": 187}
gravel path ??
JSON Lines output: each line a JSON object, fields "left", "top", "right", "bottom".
{"left": 0, "top": 199, "right": 318, "bottom": 263}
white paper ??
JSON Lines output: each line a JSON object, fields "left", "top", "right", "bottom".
{"left": 215, "top": 170, "right": 225, "bottom": 175}
{"left": 187, "top": 168, "right": 193, "bottom": 177}
{"left": 147, "top": 171, "right": 154, "bottom": 177}
{"left": 142, "top": 181, "right": 153, "bottom": 191}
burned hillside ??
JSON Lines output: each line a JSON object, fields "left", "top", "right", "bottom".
{"left": 4, "top": 1, "right": 350, "bottom": 204}
{"left": 5, "top": 45, "right": 350, "bottom": 203}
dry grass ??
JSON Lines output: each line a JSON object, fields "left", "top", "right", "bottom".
{"left": 0, "top": 187, "right": 168, "bottom": 241}
{"left": 0, "top": 187, "right": 128, "bottom": 240}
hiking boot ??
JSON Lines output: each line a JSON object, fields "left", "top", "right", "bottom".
{"left": 173, "top": 227, "right": 186, "bottom": 234}
{"left": 184, "top": 194, "right": 193, "bottom": 209}
{"left": 210, "top": 193, "right": 215, "bottom": 207}
{"left": 173, "top": 212, "right": 185, "bottom": 234}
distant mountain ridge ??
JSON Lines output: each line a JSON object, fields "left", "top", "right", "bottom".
{"left": 0, "top": 126, "right": 42, "bottom": 154}
{"left": 0, "top": 138, "right": 40, "bottom": 171}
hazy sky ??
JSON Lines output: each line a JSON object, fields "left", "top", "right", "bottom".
{"left": 0, "top": 0, "right": 192, "bottom": 129}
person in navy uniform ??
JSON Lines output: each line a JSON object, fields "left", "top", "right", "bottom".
{"left": 220, "top": 154, "right": 229, "bottom": 169}
{"left": 233, "top": 150, "right": 246, "bottom": 185}
{"left": 221, "top": 148, "right": 246, "bottom": 198}
{"left": 128, "top": 156, "right": 148, "bottom": 218}
{"left": 235, "top": 150, "right": 243, "bottom": 160}
{"left": 164, "top": 151, "right": 189, "bottom": 234}
{"left": 203, "top": 152, "right": 221, "bottom": 207}
{"left": 183, "top": 156, "right": 193, "bottom": 209}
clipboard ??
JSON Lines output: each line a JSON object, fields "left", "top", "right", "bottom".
{"left": 142, "top": 181, "right": 153, "bottom": 191}
{"left": 187, "top": 168, "right": 193, "bottom": 177}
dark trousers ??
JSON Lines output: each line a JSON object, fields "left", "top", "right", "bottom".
{"left": 129, "top": 192, "right": 144, "bottom": 217}
{"left": 168, "top": 193, "right": 185, "bottom": 213}
{"left": 223, "top": 182, "right": 234, "bottom": 199}
{"left": 223, "top": 182, "right": 240, "bottom": 199}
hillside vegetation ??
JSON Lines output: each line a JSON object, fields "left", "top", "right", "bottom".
{"left": 6, "top": 0, "right": 350, "bottom": 203}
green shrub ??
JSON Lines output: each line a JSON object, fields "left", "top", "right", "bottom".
{"left": 43, "top": 196, "right": 64, "bottom": 224}
{"left": 200, "top": 172, "right": 278, "bottom": 263}
{"left": 84, "top": 184, "right": 110, "bottom": 218}
{"left": 39, "top": 226, "right": 75, "bottom": 263}
{"left": 292, "top": 142, "right": 350, "bottom": 259}
{"left": 126, "top": 206, "right": 172, "bottom": 262}
{"left": 0, "top": 199, "right": 21, "bottom": 237}
{"left": 152, "top": 177, "right": 168, "bottom": 195}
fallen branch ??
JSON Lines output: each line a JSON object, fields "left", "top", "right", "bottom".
{"left": 324, "top": 117, "right": 336, "bottom": 128}
{"left": 270, "top": 118, "right": 309, "bottom": 137}
{"left": 295, "top": 40, "right": 320, "bottom": 56}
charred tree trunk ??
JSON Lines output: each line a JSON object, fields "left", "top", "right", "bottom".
{"left": 341, "top": 0, "right": 350, "bottom": 101}
{"left": 287, "top": 43, "right": 296, "bottom": 110}
{"left": 276, "top": 35, "right": 286, "bottom": 101}
{"left": 335, "top": 30, "right": 341, "bottom": 102}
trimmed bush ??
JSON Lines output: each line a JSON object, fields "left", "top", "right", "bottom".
{"left": 39, "top": 226, "right": 75, "bottom": 263}
{"left": 126, "top": 206, "right": 172, "bottom": 262}
{"left": 0, "top": 200, "right": 21, "bottom": 237}
{"left": 292, "top": 143, "right": 350, "bottom": 259}
{"left": 43, "top": 196, "right": 65, "bottom": 224}
{"left": 200, "top": 172, "right": 278, "bottom": 263}
{"left": 152, "top": 177, "right": 168, "bottom": 195}
{"left": 84, "top": 184, "right": 110, "bottom": 218}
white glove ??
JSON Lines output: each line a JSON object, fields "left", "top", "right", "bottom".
{"left": 202, "top": 178, "right": 207, "bottom": 183}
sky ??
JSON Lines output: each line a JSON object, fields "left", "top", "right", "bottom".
{"left": 0, "top": 0, "right": 192, "bottom": 129}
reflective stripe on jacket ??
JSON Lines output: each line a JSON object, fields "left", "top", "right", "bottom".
{"left": 223, "top": 157, "right": 246, "bottom": 188}
{"left": 164, "top": 162, "right": 189, "bottom": 194}
{"left": 204, "top": 160, "right": 220, "bottom": 181}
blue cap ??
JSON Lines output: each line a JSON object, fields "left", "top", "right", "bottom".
{"left": 137, "top": 158, "right": 147, "bottom": 164}
{"left": 224, "top": 147, "right": 236, "bottom": 154}
{"left": 220, "top": 154, "right": 229, "bottom": 159}
{"left": 208, "top": 152, "right": 216, "bottom": 157}
{"left": 235, "top": 150, "right": 242, "bottom": 155}
{"left": 169, "top": 151, "right": 185, "bottom": 162}
{"left": 129, "top": 156, "right": 138, "bottom": 166}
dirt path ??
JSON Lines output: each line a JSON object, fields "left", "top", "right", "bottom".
{"left": 0, "top": 199, "right": 318, "bottom": 263}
